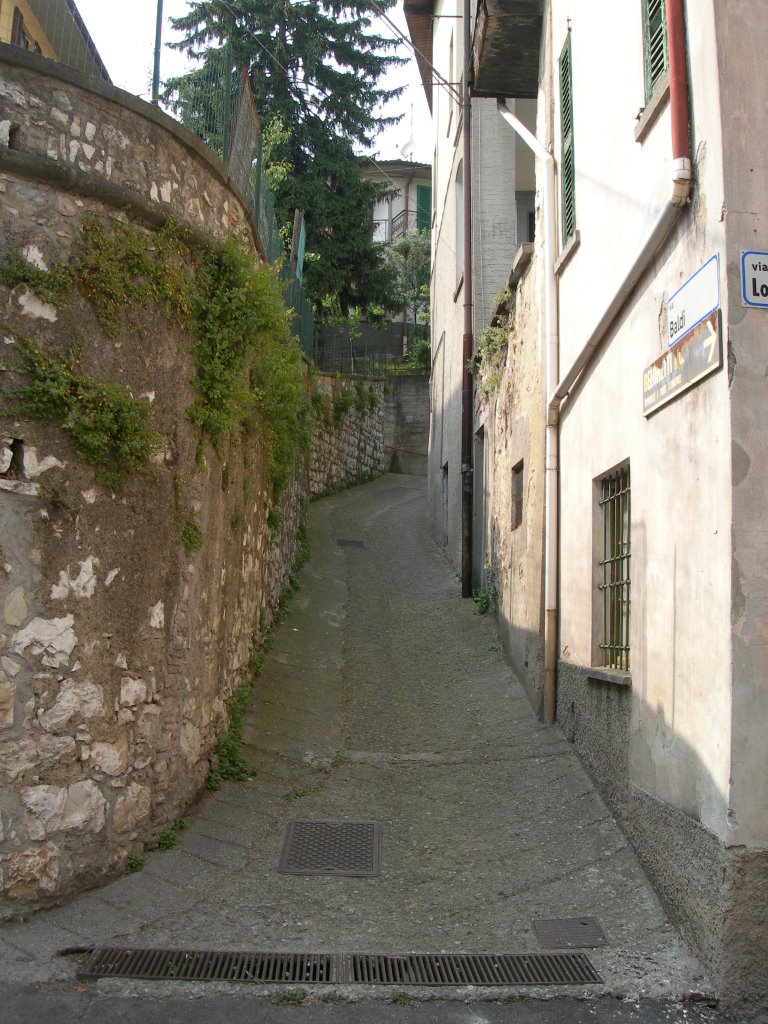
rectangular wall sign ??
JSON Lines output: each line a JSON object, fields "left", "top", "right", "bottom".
{"left": 666, "top": 254, "right": 720, "bottom": 347}
{"left": 644, "top": 312, "right": 721, "bottom": 416}
{"left": 741, "top": 250, "right": 768, "bottom": 307}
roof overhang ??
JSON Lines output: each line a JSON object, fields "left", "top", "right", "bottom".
{"left": 403, "top": 0, "right": 435, "bottom": 113}
{"left": 471, "top": 0, "right": 543, "bottom": 99}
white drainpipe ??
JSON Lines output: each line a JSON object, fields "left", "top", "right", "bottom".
{"left": 498, "top": 0, "right": 691, "bottom": 726}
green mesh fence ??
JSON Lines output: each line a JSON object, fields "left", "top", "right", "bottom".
{"left": 168, "top": 55, "right": 315, "bottom": 359}
{"left": 1, "top": 0, "right": 111, "bottom": 82}
{"left": 163, "top": 45, "right": 236, "bottom": 163}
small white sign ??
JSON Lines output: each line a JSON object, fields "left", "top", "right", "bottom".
{"left": 666, "top": 254, "right": 720, "bottom": 347}
{"left": 741, "top": 251, "right": 768, "bottom": 307}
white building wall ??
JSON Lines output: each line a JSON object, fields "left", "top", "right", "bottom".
{"left": 551, "top": 0, "right": 732, "bottom": 841}
{"left": 428, "top": 0, "right": 465, "bottom": 566}
{"left": 713, "top": 0, "right": 768, "bottom": 852}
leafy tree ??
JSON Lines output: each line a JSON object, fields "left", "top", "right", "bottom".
{"left": 165, "top": 0, "right": 405, "bottom": 315}
{"left": 382, "top": 229, "right": 431, "bottom": 340}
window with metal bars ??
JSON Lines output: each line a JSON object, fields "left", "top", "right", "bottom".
{"left": 559, "top": 32, "right": 575, "bottom": 245}
{"left": 598, "top": 466, "right": 631, "bottom": 671}
{"left": 642, "top": 0, "right": 668, "bottom": 102}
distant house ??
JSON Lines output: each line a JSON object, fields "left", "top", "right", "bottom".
{"left": 362, "top": 159, "right": 432, "bottom": 245}
{"left": 0, "top": 0, "right": 111, "bottom": 81}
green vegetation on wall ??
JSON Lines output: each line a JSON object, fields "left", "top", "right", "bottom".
{"left": 1, "top": 217, "right": 311, "bottom": 499}
{"left": 75, "top": 217, "right": 193, "bottom": 333}
{"left": 13, "top": 339, "right": 161, "bottom": 486}
{"left": 189, "top": 236, "right": 311, "bottom": 498}
{"left": 472, "top": 285, "right": 512, "bottom": 394}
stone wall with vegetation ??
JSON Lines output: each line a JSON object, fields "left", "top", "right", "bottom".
{"left": 308, "top": 373, "right": 385, "bottom": 497}
{"left": 0, "top": 51, "right": 382, "bottom": 915}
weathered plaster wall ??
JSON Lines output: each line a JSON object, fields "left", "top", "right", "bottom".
{"left": 544, "top": 0, "right": 768, "bottom": 1011}
{"left": 383, "top": 375, "right": 429, "bottom": 477}
{"left": 551, "top": 0, "right": 732, "bottom": 855}
{"left": 0, "top": 269, "right": 293, "bottom": 911}
{"left": 712, "top": 1, "right": 768, "bottom": 1010}
{"left": 0, "top": 51, "right": 384, "bottom": 915}
{"left": 474, "top": 254, "right": 546, "bottom": 714}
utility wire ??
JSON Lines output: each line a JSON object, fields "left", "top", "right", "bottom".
{"left": 174, "top": 0, "right": 421, "bottom": 188}
{"left": 364, "top": 0, "right": 462, "bottom": 104}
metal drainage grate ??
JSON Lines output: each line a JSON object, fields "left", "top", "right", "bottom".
{"left": 335, "top": 538, "right": 365, "bottom": 549}
{"left": 278, "top": 819, "right": 381, "bottom": 877}
{"left": 533, "top": 917, "right": 607, "bottom": 949}
{"left": 78, "top": 948, "right": 337, "bottom": 983}
{"left": 77, "top": 948, "right": 602, "bottom": 986}
{"left": 347, "top": 951, "right": 601, "bottom": 986}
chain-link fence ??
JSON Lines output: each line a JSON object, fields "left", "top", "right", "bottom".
{"left": 1, "top": 3, "right": 316, "bottom": 360}
{"left": 0, "top": 0, "right": 111, "bottom": 81}
{"left": 315, "top": 322, "right": 430, "bottom": 377}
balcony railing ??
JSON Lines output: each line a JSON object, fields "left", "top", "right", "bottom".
{"left": 392, "top": 210, "right": 420, "bottom": 238}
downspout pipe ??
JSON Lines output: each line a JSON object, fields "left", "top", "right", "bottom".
{"left": 550, "top": 0, "right": 691, "bottom": 418}
{"left": 496, "top": 99, "right": 559, "bottom": 723}
{"left": 498, "top": 0, "right": 690, "bottom": 723}
{"left": 460, "top": 0, "right": 474, "bottom": 598}
{"left": 544, "top": 0, "right": 690, "bottom": 714}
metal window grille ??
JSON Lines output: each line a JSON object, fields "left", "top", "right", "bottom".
{"left": 512, "top": 461, "right": 524, "bottom": 530}
{"left": 598, "top": 467, "right": 631, "bottom": 671}
{"left": 642, "top": 0, "right": 668, "bottom": 101}
{"left": 559, "top": 32, "right": 575, "bottom": 244}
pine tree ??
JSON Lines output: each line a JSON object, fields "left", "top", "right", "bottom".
{"left": 165, "top": 0, "right": 405, "bottom": 314}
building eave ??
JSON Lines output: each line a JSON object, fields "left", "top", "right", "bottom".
{"left": 471, "top": 0, "right": 543, "bottom": 99}
{"left": 403, "top": 0, "right": 435, "bottom": 113}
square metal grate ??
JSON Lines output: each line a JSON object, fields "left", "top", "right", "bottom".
{"left": 335, "top": 538, "right": 365, "bottom": 549}
{"left": 278, "top": 820, "right": 381, "bottom": 876}
{"left": 533, "top": 917, "right": 607, "bottom": 949}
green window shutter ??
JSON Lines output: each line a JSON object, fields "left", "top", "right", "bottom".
{"left": 642, "top": 0, "right": 668, "bottom": 101}
{"left": 559, "top": 33, "right": 576, "bottom": 244}
{"left": 416, "top": 185, "right": 432, "bottom": 231}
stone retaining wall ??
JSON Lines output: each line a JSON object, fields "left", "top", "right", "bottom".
{"left": 309, "top": 374, "right": 386, "bottom": 497}
{"left": 0, "top": 49, "right": 383, "bottom": 915}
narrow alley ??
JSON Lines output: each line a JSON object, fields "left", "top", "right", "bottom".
{"left": 0, "top": 475, "right": 723, "bottom": 1020}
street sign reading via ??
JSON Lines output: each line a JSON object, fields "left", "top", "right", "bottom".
{"left": 741, "top": 250, "right": 768, "bottom": 307}
{"left": 666, "top": 254, "right": 720, "bottom": 347}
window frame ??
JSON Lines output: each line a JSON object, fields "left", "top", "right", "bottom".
{"left": 597, "top": 465, "right": 631, "bottom": 672}
{"left": 642, "top": 0, "right": 668, "bottom": 103}
{"left": 12, "top": 6, "right": 28, "bottom": 49}
{"left": 416, "top": 184, "right": 432, "bottom": 232}
{"left": 512, "top": 461, "right": 524, "bottom": 531}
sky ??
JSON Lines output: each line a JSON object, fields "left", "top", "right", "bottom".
{"left": 74, "top": 0, "right": 432, "bottom": 166}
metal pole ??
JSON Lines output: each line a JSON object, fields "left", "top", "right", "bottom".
{"left": 152, "top": 0, "right": 163, "bottom": 104}
{"left": 460, "top": 0, "right": 474, "bottom": 598}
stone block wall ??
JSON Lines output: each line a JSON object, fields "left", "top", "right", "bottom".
{"left": 308, "top": 374, "right": 386, "bottom": 498}
{"left": 0, "top": 50, "right": 383, "bottom": 915}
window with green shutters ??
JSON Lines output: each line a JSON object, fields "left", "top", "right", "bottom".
{"left": 559, "top": 33, "right": 575, "bottom": 245}
{"left": 416, "top": 185, "right": 432, "bottom": 232}
{"left": 642, "top": 0, "right": 668, "bottom": 101}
